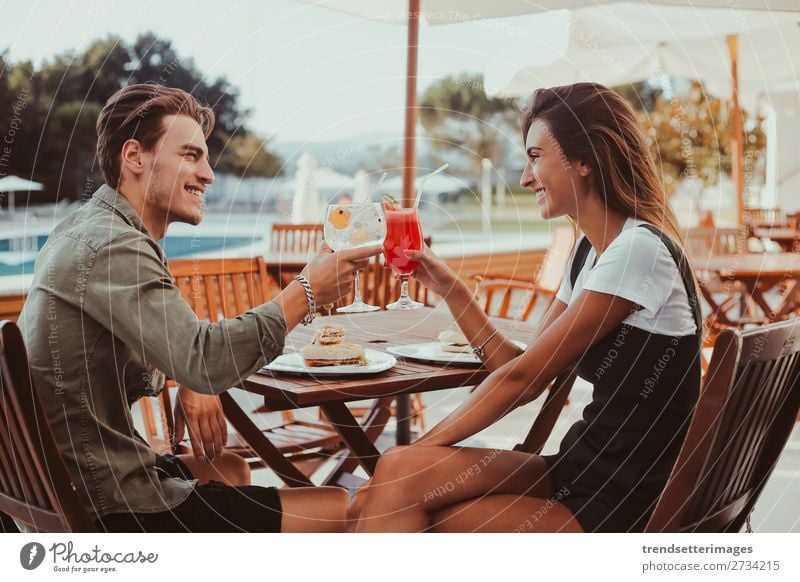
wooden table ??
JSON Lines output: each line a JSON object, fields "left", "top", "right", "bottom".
{"left": 221, "top": 307, "right": 536, "bottom": 488}
{"left": 699, "top": 253, "right": 800, "bottom": 324}
{"left": 753, "top": 228, "right": 800, "bottom": 253}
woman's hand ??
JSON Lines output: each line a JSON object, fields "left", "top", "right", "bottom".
{"left": 403, "top": 244, "right": 460, "bottom": 298}
{"left": 301, "top": 242, "right": 382, "bottom": 305}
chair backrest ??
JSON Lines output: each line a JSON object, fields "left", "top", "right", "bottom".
{"left": 743, "top": 207, "right": 787, "bottom": 228}
{"left": 476, "top": 275, "right": 542, "bottom": 321}
{"left": 684, "top": 226, "right": 747, "bottom": 261}
{"left": 473, "top": 228, "right": 572, "bottom": 321}
{"left": 168, "top": 257, "right": 275, "bottom": 322}
{"left": 0, "top": 293, "right": 26, "bottom": 323}
{"left": 536, "top": 227, "right": 574, "bottom": 293}
{"left": 157, "top": 257, "right": 280, "bottom": 438}
{"left": 0, "top": 320, "right": 96, "bottom": 532}
{"left": 271, "top": 223, "right": 324, "bottom": 253}
{"left": 647, "top": 319, "right": 800, "bottom": 532}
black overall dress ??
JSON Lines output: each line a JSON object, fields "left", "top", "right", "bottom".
{"left": 542, "top": 224, "right": 702, "bottom": 532}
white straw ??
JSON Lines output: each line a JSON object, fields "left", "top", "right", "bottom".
{"left": 413, "top": 163, "right": 450, "bottom": 208}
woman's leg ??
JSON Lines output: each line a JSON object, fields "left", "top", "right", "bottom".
{"left": 429, "top": 495, "right": 582, "bottom": 532}
{"left": 355, "top": 445, "right": 555, "bottom": 532}
{"left": 279, "top": 487, "right": 349, "bottom": 533}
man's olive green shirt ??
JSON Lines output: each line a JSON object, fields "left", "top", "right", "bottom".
{"left": 18, "top": 185, "right": 287, "bottom": 521}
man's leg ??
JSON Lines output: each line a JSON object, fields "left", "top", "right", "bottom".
{"left": 177, "top": 453, "right": 250, "bottom": 486}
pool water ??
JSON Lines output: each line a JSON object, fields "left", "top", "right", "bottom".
{"left": 0, "top": 235, "right": 255, "bottom": 276}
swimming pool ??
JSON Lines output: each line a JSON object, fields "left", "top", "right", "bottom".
{"left": 0, "top": 235, "right": 256, "bottom": 276}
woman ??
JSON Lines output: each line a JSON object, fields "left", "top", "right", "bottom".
{"left": 353, "top": 82, "right": 702, "bottom": 533}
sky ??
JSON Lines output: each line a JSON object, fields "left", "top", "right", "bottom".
{"left": 0, "top": 0, "right": 569, "bottom": 143}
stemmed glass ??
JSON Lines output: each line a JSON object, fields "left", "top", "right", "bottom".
{"left": 324, "top": 202, "right": 386, "bottom": 313}
{"left": 383, "top": 207, "right": 424, "bottom": 310}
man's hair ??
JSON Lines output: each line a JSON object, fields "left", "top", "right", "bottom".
{"left": 96, "top": 83, "right": 215, "bottom": 187}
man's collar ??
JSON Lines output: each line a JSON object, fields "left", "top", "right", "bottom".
{"left": 91, "top": 184, "right": 151, "bottom": 237}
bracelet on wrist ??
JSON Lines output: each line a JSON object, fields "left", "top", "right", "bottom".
{"left": 294, "top": 275, "right": 317, "bottom": 326}
{"left": 471, "top": 328, "right": 499, "bottom": 359}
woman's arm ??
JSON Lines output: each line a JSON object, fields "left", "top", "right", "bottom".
{"left": 406, "top": 246, "right": 567, "bottom": 372}
{"left": 414, "top": 289, "right": 636, "bottom": 447}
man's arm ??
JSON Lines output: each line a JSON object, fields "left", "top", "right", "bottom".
{"left": 82, "top": 233, "right": 286, "bottom": 393}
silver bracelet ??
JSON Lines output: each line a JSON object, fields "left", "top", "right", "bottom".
{"left": 294, "top": 274, "right": 317, "bottom": 326}
{"left": 471, "top": 328, "right": 499, "bottom": 359}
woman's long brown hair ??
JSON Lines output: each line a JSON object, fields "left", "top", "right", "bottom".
{"left": 521, "top": 82, "right": 685, "bottom": 248}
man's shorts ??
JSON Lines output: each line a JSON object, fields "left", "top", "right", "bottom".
{"left": 96, "top": 455, "right": 283, "bottom": 532}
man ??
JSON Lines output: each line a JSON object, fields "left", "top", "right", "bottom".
{"left": 18, "top": 84, "right": 380, "bottom": 532}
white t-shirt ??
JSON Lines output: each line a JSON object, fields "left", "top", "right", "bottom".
{"left": 556, "top": 218, "right": 697, "bottom": 336}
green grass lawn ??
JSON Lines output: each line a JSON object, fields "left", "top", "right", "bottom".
{"left": 437, "top": 188, "right": 570, "bottom": 233}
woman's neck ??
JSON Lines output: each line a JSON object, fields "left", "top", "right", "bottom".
{"left": 573, "top": 196, "right": 628, "bottom": 258}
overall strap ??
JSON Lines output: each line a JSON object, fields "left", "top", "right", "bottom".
{"left": 636, "top": 224, "right": 703, "bottom": 335}
{"left": 569, "top": 236, "right": 593, "bottom": 288}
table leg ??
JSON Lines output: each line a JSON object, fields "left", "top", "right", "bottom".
{"left": 320, "top": 398, "right": 393, "bottom": 483}
{"left": 219, "top": 392, "right": 313, "bottom": 487}
{"left": 395, "top": 394, "right": 412, "bottom": 445}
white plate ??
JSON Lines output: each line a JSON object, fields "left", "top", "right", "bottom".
{"left": 258, "top": 349, "right": 396, "bottom": 376}
{"left": 387, "top": 340, "right": 527, "bottom": 365}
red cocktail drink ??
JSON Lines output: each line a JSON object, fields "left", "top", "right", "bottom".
{"left": 383, "top": 208, "right": 422, "bottom": 276}
{"left": 382, "top": 207, "right": 424, "bottom": 310}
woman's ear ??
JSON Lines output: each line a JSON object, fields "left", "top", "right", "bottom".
{"left": 575, "top": 160, "right": 591, "bottom": 178}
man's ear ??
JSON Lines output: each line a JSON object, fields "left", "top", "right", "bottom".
{"left": 121, "top": 139, "right": 146, "bottom": 177}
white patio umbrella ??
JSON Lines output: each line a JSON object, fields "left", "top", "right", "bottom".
{"left": 298, "top": 0, "right": 800, "bottom": 212}
{"left": 0, "top": 175, "right": 44, "bottom": 219}
{"left": 290, "top": 152, "right": 324, "bottom": 224}
{"left": 497, "top": 5, "right": 800, "bottom": 223}
{"left": 351, "top": 169, "right": 371, "bottom": 203}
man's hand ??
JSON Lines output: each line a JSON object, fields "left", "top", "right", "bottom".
{"left": 173, "top": 386, "right": 228, "bottom": 462}
{"left": 302, "top": 242, "right": 382, "bottom": 305}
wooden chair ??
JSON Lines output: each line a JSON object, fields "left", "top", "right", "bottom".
{"left": 270, "top": 223, "right": 324, "bottom": 253}
{"left": 646, "top": 319, "right": 800, "bottom": 531}
{"left": 149, "top": 257, "right": 343, "bottom": 480}
{"left": 743, "top": 207, "right": 788, "bottom": 229}
{"left": 0, "top": 320, "right": 96, "bottom": 532}
{"left": 475, "top": 227, "right": 572, "bottom": 322}
{"left": 0, "top": 293, "right": 26, "bottom": 323}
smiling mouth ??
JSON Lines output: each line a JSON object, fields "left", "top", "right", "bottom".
{"left": 535, "top": 189, "right": 545, "bottom": 201}
{"left": 186, "top": 186, "right": 204, "bottom": 198}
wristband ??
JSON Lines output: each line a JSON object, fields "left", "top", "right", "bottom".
{"left": 294, "top": 274, "right": 317, "bottom": 326}
{"left": 471, "top": 328, "right": 499, "bottom": 359}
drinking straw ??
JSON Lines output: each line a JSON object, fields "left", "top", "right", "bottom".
{"left": 370, "top": 172, "right": 388, "bottom": 198}
{"left": 413, "top": 163, "right": 450, "bottom": 208}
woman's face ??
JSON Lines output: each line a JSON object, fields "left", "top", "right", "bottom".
{"left": 520, "top": 119, "right": 588, "bottom": 220}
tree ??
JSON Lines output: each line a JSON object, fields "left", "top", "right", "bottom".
{"left": 0, "top": 32, "right": 281, "bottom": 204}
{"left": 633, "top": 81, "right": 766, "bottom": 195}
{"left": 215, "top": 133, "right": 282, "bottom": 178}
{"left": 419, "top": 73, "right": 519, "bottom": 178}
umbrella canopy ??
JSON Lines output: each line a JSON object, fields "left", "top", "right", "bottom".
{"left": 290, "top": 153, "right": 324, "bottom": 224}
{"left": 0, "top": 175, "right": 44, "bottom": 218}
{"left": 0, "top": 175, "right": 44, "bottom": 193}
{"left": 498, "top": 6, "right": 800, "bottom": 101}
{"left": 299, "top": 1, "right": 800, "bottom": 25}
{"left": 496, "top": 5, "right": 800, "bottom": 223}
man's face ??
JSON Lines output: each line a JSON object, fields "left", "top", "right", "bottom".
{"left": 142, "top": 114, "right": 214, "bottom": 226}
